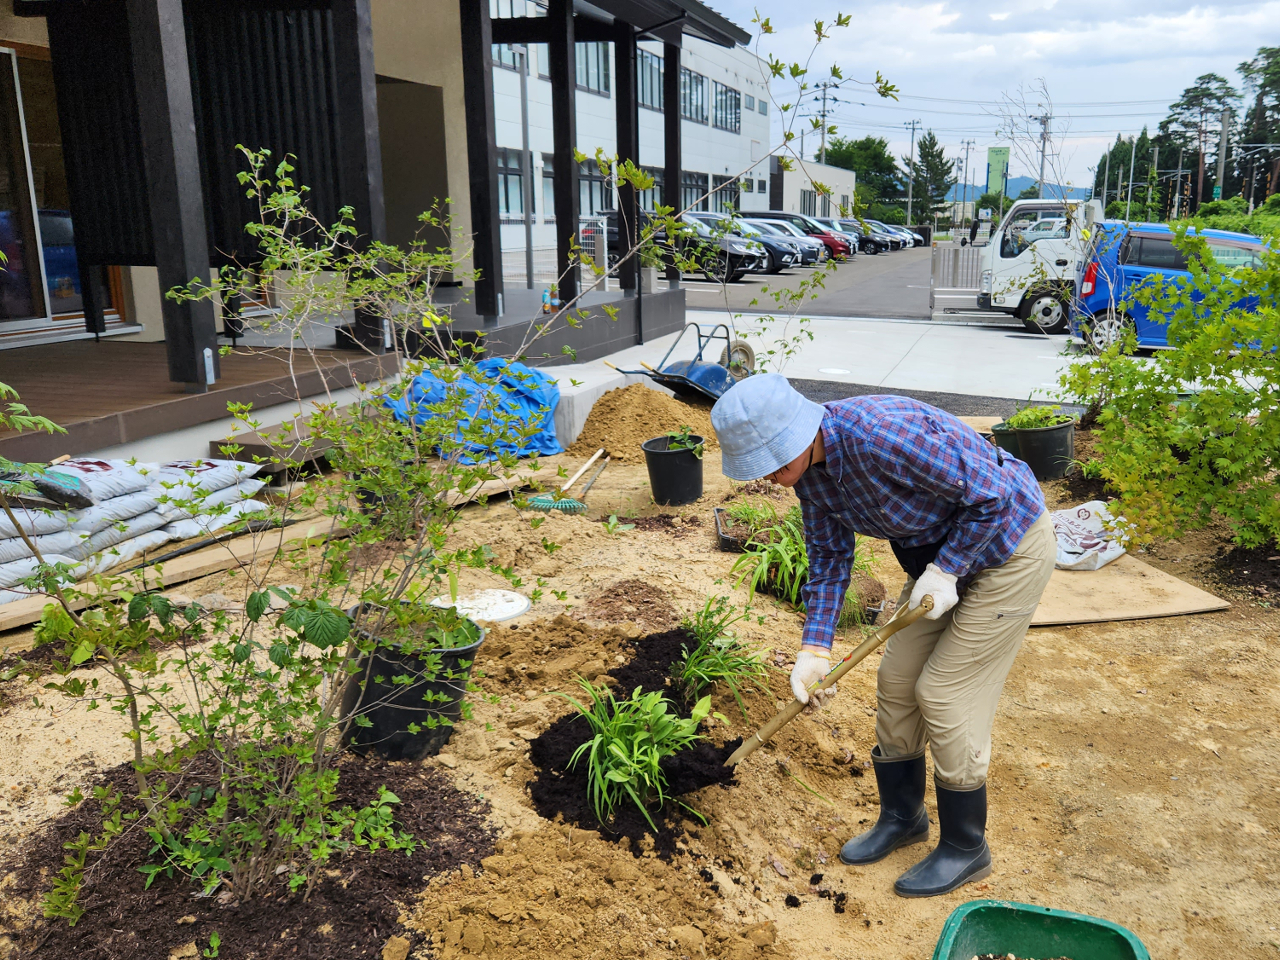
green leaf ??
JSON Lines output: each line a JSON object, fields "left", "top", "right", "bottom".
{"left": 302, "top": 606, "right": 350, "bottom": 649}
{"left": 268, "top": 643, "right": 289, "bottom": 666}
{"left": 127, "top": 595, "right": 150, "bottom": 622}
{"left": 69, "top": 639, "right": 95, "bottom": 666}
{"left": 246, "top": 590, "right": 270, "bottom": 622}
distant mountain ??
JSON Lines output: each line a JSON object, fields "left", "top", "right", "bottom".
{"left": 944, "top": 176, "right": 1092, "bottom": 202}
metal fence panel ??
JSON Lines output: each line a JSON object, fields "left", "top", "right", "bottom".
{"left": 929, "top": 240, "right": 985, "bottom": 313}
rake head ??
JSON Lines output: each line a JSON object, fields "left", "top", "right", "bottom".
{"left": 526, "top": 493, "right": 588, "bottom": 514}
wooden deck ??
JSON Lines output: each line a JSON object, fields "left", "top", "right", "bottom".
{"left": 0, "top": 341, "right": 397, "bottom": 462}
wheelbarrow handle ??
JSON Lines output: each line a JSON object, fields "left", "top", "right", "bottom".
{"left": 726, "top": 597, "right": 934, "bottom": 766}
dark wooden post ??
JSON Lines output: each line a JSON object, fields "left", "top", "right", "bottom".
{"left": 614, "top": 22, "right": 639, "bottom": 295}
{"left": 332, "top": 0, "right": 388, "bottom": 349}
{"left": 126, "top": 0, "right": 219, "bottom": 390}
{"left": 662, "top": 40, "right": 681, "bottom": 287}
{"left": 79, "top": 262, "right": 107, "bottom": 337}
{"left": 548, "top": 0, "right": 579, "bottom": 301}
{"left": 458, "top": 0, "right": 504, "bottom": 320}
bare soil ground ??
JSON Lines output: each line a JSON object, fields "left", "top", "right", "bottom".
{"left": 1, "top": 439, "right": 1278, "bottom": 958}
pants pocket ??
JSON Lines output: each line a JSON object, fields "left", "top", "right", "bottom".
{"left": 993, "top": 605, "right": 1037, "bottom": 621}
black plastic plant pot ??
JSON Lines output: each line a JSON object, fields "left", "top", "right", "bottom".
{"left": 713, "top": 506, "right": 749, "bottom": 553}
{"left": 642, "top": 435, "right": 704, "bottom": 506}
{"left": 340, "top": 605, "right": 485, "bottom": 761}
{"left": 989, "top": 421, "right": 1022, "bottom": 460}
{"left": 1014, "top": 419, "right": 1076, "bottom": 481}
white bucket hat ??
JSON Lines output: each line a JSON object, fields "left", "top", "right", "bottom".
{"left": 711, "top": 373, "right": 827, "bottom": 481}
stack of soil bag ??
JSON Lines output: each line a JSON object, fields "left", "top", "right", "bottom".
{"left": 0, "top": 458, "right": 267, "bottom": 605}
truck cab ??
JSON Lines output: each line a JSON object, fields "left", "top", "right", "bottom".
{"left": 976, "top": 198, "right": 1102, "bottom": 334}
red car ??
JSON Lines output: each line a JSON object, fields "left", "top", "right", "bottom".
{"left": 744, "top": 211, "right": 852, "bottom": 260}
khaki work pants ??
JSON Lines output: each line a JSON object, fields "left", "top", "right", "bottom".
{"left": 875, "top": 513, "right": 1055, "bottom": 788}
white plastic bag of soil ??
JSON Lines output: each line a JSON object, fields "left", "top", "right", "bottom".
{"left": 139, "top": 459, "right": 262, "bottom": 499}
{"left": 163, "top": 498, "right": 268, "bottom": 542}
{"left": 35, "top": 459, "right": 151, "bottom": 507}
{"left": 0, "top": 553, "right": 83, "bottom": 591}
{"left": 1051, "top": 500, "right": 1128, "bottom": 571}
{"left": 153, "top": 477, "right": 268, "bottom": 522}
{"left": 0, "top": 504, "right": 69, "bottom": 540}
{"left": 62, "top": 510, "right": 172, "bottom": 562}
{"left": 68, "top": 488, "right": 164, "bottom": 534}
{"left": 78, "top": 528, "right": 177, "bottom": 577}
{"left": 0, "top": 530, "right": 85, "bottom": 565}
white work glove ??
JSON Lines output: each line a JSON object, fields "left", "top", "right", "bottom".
{"left": 791, "top": 649, "right": 835, "bottom": 708}
{"left": 908, "top": 563, "right": 959, "bottom": 620}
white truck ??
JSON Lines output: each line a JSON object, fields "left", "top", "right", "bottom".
{"left": 974, "top": 198, "right": 1103, "bottom": 334}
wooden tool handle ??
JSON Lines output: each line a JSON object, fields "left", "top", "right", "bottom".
{"left": 726, "top": 597, "right": 934, "bottom": 766}
{"left": 562, "top": 448, "right": 604, "bottom": 491}
{"left": 604, "top": 361, "right": 620, "bottom": 370}
{"left": 639, "top": 361, "right": 657, "bottom": 372}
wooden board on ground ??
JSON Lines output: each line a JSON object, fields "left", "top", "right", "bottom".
{"left": 446, "top": 464, "right": 548, "bottom": 506}
{"left": 0, "top": 520, "right": 345, "bottom": 637}
{"left": 1032, "top": 553, "right": 1229, "bottom": 626}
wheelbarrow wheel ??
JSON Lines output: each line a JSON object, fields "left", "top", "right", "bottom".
{"left": 719, "top": 339, "right": 756, "bottom": 381}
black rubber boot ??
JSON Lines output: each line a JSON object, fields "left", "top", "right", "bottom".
{"left": 893, "top": 780, "right": 991, "bottom": 897}
{"left": 838, "top": 747, "right": 930, "bottom": 865}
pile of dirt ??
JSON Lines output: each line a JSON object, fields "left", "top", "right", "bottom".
{"left": 476, "top": 614, "right": 634, "bottom": 693}
{"left": 576, "top": 579, "right": 681, "bottom": 633}
{"left": 1, "top": 754, "right": 495, "bottom": 960}
{"left": 568, "top": 384, "right": 718, "bottom": 463}
{"left": 625, "top": 514, "right": 706, "bottom": 538}
{"left": 404, "top": 826, "right": 785, "bottom": 959}
{"left": 848, "top": 573, "right": 886, "bottom": 608}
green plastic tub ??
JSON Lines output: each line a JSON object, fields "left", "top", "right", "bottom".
{"left": 932, "top": 900, "right": 1150, "bottom": 960}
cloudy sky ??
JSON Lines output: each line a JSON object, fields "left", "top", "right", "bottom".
{"left": 710, "top": 0, "right": 1279, "bottom": 188}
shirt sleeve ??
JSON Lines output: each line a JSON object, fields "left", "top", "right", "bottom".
{"left": 798, "top": 495, "right": 856, "bottom": 650}
{"left": 865, "top": 414, "right": 1009, "bottom": 580}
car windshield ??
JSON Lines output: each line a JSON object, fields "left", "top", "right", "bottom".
{"left": 1206, "top": 240, "right": 1261, "bottom": 269}
{"left": 682, "top": 215, "right": 714, "bottom": 237}
{"left": 767, "top": 221, "right": 805, "bottom": 238}
{"left": 734, "top": 222, "right": 764, "bottom": 237}
{"left": 746, "top": 220, "right": 784, "bottom": 236}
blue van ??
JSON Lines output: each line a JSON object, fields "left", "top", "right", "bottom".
{"left": 1069, "top": 221, "right": 1263, "bottom": 349}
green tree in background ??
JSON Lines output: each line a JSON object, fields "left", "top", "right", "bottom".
{"left": 902, "top": 130, "right": 956, "bottom": 223}
{"left": 823, "top": 135, "right": 902, "bottom": 219}
{"left": 1239, "top": 46, "right": 1280, "bottom": 208}
{"left": 1159, "top": 73, "right": 1239, "bottom": 210}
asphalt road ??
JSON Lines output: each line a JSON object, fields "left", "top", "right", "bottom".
{"left": 680, "top": 245, "right": 934, "bottom": 319}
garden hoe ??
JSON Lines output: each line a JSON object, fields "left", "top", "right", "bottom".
{"left": 726, "top": 595, "right": 934, "bottom": 766}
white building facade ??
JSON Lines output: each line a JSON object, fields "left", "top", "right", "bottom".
{"left": 488, "top": 9, "right": 773, "bottom": 279}
{"left": 768, "top": 157, "right": 859, "bottom": 219}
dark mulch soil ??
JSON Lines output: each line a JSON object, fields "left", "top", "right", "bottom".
{"left": 622, "top": 513, "right": 705, "bottom": 537}
{"left": 526, "top": 627, "right": 740, "bottom": 856}
{"left": 1211, "top": 545, "right": 1280, "bottom": 598}
{"left": 4, "top": 753, "right": 495, "bottom": 960}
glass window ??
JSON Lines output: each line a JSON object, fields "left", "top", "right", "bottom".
{"left": 637, "top": 50, "right": 663, "bottom": 110}
{"left": 579, "top": 159, "right": 612, "bottom": 215}
{"left": 2, "top": 53, "right": 48, "bottom": 321}
{"left": 576, "top": 42, "right": 611, "bottom": 96}
{"left": 638, "top": 166, "right": 664, "bottom": 211}
{"left": 758, "top": 178, "right": 767, "bottom": 194}
{"left": 758, "top": 99, "right": 768, "bottom": 115}
{"left": 680, "top": 67, "right": 707, "bottom": 124}
{"left": 744, "top": 94, "right": 754, "bottom": 111}
{"left": 800, "top": 189, "right": 817, "bottom": 217}
{"left": 1134, "top": 237, "right": 1188, "bottom": 271}
{"left": 541, "top": 153, "right": 555, "bottom": 218}
{"left": 681, "top": 171, "right": 708, "bottom": 211}
{"left": 712, "top": 81, "right": 740, "bottom": 133}
{"left": 1206, "top": 241, "right": 1261, "bottom": 269}
{"left": 741, "top": 179, "right": 753, "bottom": 194}
{"left": 497, "top": 148, "right": 526, "bottom": 217}
{"left": 711, "top": 176, "right": 739, "bottom": 213}
{"left": 492, "top": 44, "right": 520, "bottom": 70}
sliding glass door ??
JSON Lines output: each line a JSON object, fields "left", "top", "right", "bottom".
{"left": 0, "top": 47, "right": 47, "bottom": 324}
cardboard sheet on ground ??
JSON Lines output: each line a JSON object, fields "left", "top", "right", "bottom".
{"left": 1032, "top": 552, "right": 1229, "bottom": 626}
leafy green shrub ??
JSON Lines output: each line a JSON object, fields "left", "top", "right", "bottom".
{"left": 675, "top": 596, "right": 769, "bottom": 717}
{"left": 557, "top": 678, "right": 710, "bottom": 830}
{"left": 664, "top": 425, "right": 705, "bottom": 458}
{"left": 723, "top": 498, "right": 778, "bottom": 534}
{"left": 1059, "top": 223, "right": 1280, "bottom": 546}
{"left": 731, "top": 505, "right": 809, "bottom": 605}
{"left": 1004, "top": 405, "right": 1074, "bottom": 429}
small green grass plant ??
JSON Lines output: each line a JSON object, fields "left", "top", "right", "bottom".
{"left": 557, "top": 677, "right": 710, "bottom": 831}
{"left": 1005, "top": 404, "right": 1074, "bottom": 430}
{"left": 731, "top": 504, "right": 809, "bottom": 604}
{"left": 674, "top": 596, "right": 770, "bottom": 718}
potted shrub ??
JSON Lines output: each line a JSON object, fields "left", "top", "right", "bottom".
{"left": 642, "top": 425, "right": 704, "bottom": 505}
{"left": 341, "top": 600, "right": 486, "bottom": 760}
{"left": 989, "top": 420, "right": 1021, "bottom": 460}
{"left": 1006, "top": 404, "right": 1076, "bottom": 480}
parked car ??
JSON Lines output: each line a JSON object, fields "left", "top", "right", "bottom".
{"left": 686, "top": 212, "right": 799, "bottom": 274}
{"left": 1069, "top": 221, "right": 1264, "bottom": 349}
{"left": 814, "top": 217, "right": 890, "bottom": 254}
{"left": 749, "top": 210, "right": 852, "bottom": 260}
{"left": 744, "top": 219, "right": 824, "bottom": 265}
{"left": 859, "top": 219, "right": 911, "bottom": 250}
{"left": 978, "top": 198, "right": 1103, "bottom": 334}
{"left": 679, "top": 213, "right": 767, "bottom": 281}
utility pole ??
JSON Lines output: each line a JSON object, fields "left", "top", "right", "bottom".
{"left": 1125, "top": 135, "right": 1136, "bottom": 221}
{"left": 960, "top": 138, "right": 974, "bottom": 225}
{"left": 1101, "top": 145, "right": 1111, "bottom": 211}
{"left": 815, "top": 80, "right": 839, "bottom": 165}
{"left": 904, "top": 119, "right": 920, "bottom": 226}
{"left": 1117, "top": 164, "right": 1125, "bottom": 219}
{"left": 1214, "top": 107, "right": 1231, "bottom": 200}
{"left": 1031, "top": 113, "right": 1052, "bottom": 198}
{"left": 1172, "top": 146, "right": 1184, "bottom": 218}
{"left": 1196, "top": 120, "right": 1207, "bottom": 212}
{"left": 1150, "top": 144, "right": 1158, "bottom": 220}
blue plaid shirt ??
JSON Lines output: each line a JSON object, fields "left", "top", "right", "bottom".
{"left": 794, "top": 396, "right": 1045, "bottom": 650}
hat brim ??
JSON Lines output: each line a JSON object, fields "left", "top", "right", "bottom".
{"left": 719, "top": 398, "right": 826, "bottom": 481}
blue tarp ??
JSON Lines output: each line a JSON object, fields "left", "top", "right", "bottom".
{"left": 381, "top": 359, "right": 562, "bottom": 462}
